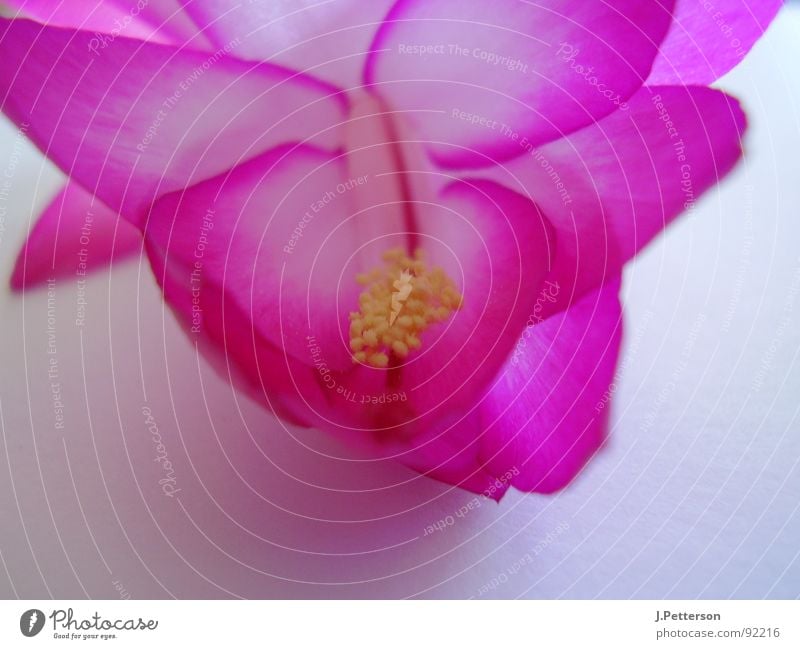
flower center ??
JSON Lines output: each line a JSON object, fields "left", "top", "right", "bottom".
{"left": 349, "top": 248, "right": 463, "bottom": 368}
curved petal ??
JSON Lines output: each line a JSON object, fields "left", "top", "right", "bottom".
{"left": 396, "top": 179, "right": 554, "bottom": 427}
{"left": 147, "top": 139, "right": 554, "bottom": 450}
{"left": 154, "top": 212, "right": 513, "bottom": 497}
{"left": 3, "top": 0, "right": 207, "bottom": 47}
{"left": 10, "top": 182, "right": 141, "bottom": 291}
{"left": 476, "top": 85, "right": 746, "bottom": 319}
{"left": 0, "top": 18, "right": 347, "bottom": 227}
{"left": 150, "top": 222, "right": 507, "bottom": 496}
{"left": 393, "top": 411, "right": 513, "bottom": 499}
{"left": 147, "top": 232, "right": 327, "bottom": 428}
{"left": 268, "top": 178, "right": 555, "bottom": 455}
{"left": 477, "top": 151, "right": 621, "bottom": 321}
{"left": 145, "top": 143, "right": 407, "bottom": 375}
{"left": 178, "top": 0, "right": 397, "bottom": 88}
{"left": 648, "top": 0, "right": 782, "bottom": 85}
{"left": 365, "top": 0, "right": 674, "bottom": 168}
{"left": 478, "top": 280, "right": 623, "bottom": 493}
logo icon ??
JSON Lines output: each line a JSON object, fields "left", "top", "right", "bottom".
{"left": 20, "top": 609, "right": 45, "bottom": 637}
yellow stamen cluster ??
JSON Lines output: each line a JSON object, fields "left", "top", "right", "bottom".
{"left": 349, "top": 248, "right": 463, "bottom": 368}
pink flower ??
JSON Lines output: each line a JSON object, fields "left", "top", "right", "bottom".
{"left": 1, "top": 0, "right": 780, "bottom": 499}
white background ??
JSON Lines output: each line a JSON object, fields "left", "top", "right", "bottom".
{"left": 0, "top": 7, "right": 798, "bottom": 599}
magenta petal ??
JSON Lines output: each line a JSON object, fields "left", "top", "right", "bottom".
{"left": 396, "top": 180, "right": 554, "bottom": 426}
{"left": 2, "top": 0, "right": 177, "bottom": 44}
{"left": 286, "top": 178, "right": 553, "bottom": 437}
{"left": 10, "top": 182, "right": 140, "bottom": 291}
{"left": 257, "top": 180, "right": 554, "bottom": 497}
{"left": 147, "top": 236, "right": 326, "bottom": 428}
{"left": 648, "top": 0, "right": 782, "bottom": 85}
{"left": 569, "top": 86, "right": 746, "bottom": 256}
{"left": 145, "top": 142, "right": 409, "bottom": 433}
{"left": 394, "top": 412, "right": 512, "bottom": 499}
{"left": 147, "top": 142, "right": 555, "bottom": 449}
{"left": 478, "top": 85, "right": 746, "bottom": 318}
{"left": 178, "top": 0, "right": 397, "bottom": 88}
{"left": 3, "top": 0, "right": 210, "bottom": 47}
{"left": 272, "top": 179, "right": 554, "bottom": 453}
{"left": 478, "top": 280, "right": 623, "bottom": 493}
{"left": 0, "top": 18, "right": 347, "bottom": 227}
{"left": 366, "top": 0, "right": 674, "bottom": 168}
{"left": 146, "top": 144, "right": 407, "bottom": 374}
